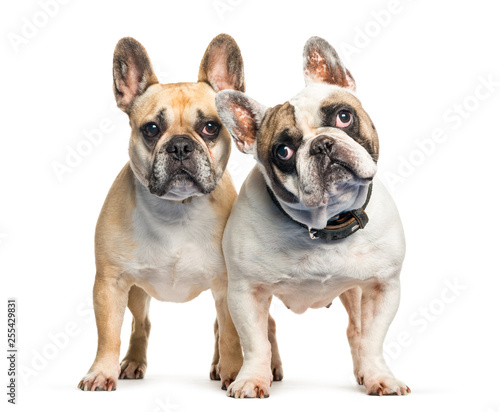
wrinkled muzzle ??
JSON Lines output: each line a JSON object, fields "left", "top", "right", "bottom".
{"left": 148, "top": 136, "right": 218, "bottom": 198}
{"left": 296, "top": 133, "right": 377, "bottom": 207}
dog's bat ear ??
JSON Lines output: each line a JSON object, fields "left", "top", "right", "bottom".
{"left": 216, "top": 90, "right": 266, "bottom": 154}
{"left": 303, "top": 36, "right": 356, "bottom": 91}
{"left": 198, "top": 34, "right": 245, "bottom": 93}
{"left": 113, "top": 37, "right": 158, "bottom": 113}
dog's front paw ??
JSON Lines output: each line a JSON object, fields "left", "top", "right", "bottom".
{"left": 119, "top": 358, "right": 147, "bottom": 379}
{"left": 227, "top": 376, "right": 271, "bottom": 399}
{"left": 78, "top": 365, "right": 120, "bottom": 391}
{"left": 363, "top": 375, "right": 411, "bottom": 396}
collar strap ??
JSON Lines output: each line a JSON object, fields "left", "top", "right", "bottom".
{"left": 266, "top": 183, "right": 372, "bottom": 241}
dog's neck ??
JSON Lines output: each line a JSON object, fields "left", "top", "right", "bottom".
{"left": 267, "top": 179, "right": 371, "bottom": 232}
{"left": 266, "top": 182, "right": 372, "bottom": 240}
{"left": 134, "top": 177, "right": 208, "bottom": 224}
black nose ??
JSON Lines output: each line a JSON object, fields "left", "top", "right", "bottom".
{"left": 166, "top": 135, "right": 194, "bottom": 161}
{"left": 310, "top": 135, "right": 334, "bottom": 156}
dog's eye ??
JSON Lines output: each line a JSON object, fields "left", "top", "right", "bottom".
{"left": 336, "top": 110, "right": 352, "bottom": 128}
{"left": 202, "top": 122, "right": 219, "bottom": 136}
{"left": 142, "top": 122, "right": 160, "bottom": 138}
{"left": 276, "top": 144, "right": 294, "bottom": 161}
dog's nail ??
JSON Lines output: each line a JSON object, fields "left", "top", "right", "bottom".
{"left": 259, "top": 388, "right": 265, "bottom": 398}
{"left": 406, "top": 386, "right": 411, "bottom": 394}
{"left": 83, "top": 381, "right": 89, "bottom": 391}
{"left": 91, "top": 381, "right": 98, "bottom": 391}
{"left": 377, "top": 388, "right": 383, "bottom": 396}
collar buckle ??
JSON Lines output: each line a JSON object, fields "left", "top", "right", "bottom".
{"left": 309, "top": 229, "right": 319, "bottom": 240}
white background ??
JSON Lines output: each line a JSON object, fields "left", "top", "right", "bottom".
{"left": 1, "top": 0, "right": 499, "bottom": 411}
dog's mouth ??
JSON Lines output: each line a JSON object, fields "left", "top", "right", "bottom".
{"left": 148, "top": 168, "right": 202, "bottom": 198}
{"left": 296, "top": 157, "right": 374, "bottom": 209}
{"left": 328, "top": 159, "right": 374, "bottom": 183}
{"left": 168, "top": 169, "right": 196, "bottom": 185}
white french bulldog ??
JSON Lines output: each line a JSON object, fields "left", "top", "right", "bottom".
{"left": 216, "top": 36, "right": 409, "bottom": 398}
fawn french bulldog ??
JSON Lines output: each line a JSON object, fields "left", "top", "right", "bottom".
{"left": 216, "top": 36, "right": 409, "bottom": 398}
{"left": 78, "top": 34, "right": 283, "bottom": 391}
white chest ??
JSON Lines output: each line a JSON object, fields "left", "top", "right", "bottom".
{"left": 124, "top": 202, "right": 226, "bottom": 303}
{"left": 269, "top": 236, "right": 389, "bottom": 313}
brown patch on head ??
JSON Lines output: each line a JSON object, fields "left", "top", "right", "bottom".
{"left": 257, "top": 102, "right": 302, "bottom": 203}
{"left": 319, "top": 90, "right": 379, "bottom": 161}
{"left": 258, "top": 102, "right": 299, "bottom": 160}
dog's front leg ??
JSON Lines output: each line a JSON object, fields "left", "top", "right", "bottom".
{"left": 78, "top": 272, "right": 131, "bottom": 391}
{"left": 358, "top": 277, "right": 410, "bottom": 396}
{"left": 226, "top": 281, "right": 273, "bottom": 398}
{"left": 212, "top": 283, "right": 243, "bottom": 389}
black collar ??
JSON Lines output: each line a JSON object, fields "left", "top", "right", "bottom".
{"left": 266, "top": 183, "right": 372, "bottom": 241}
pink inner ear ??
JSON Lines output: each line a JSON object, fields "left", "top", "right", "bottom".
{"left": 119, "top": 64, "right": 141, "bottom": 107}
{"left": 306, "top": 51, "right": 330, "bottom": 83}
{"left": 209, "top": 67, "right": 235, "bottom": 92}
{"left": 306, "top": 50, "right": 353, "bottom": 89}
{"left": 232, "top": 104, "right": 256, "bottom": 150}
{"left": 204, "top": 44, "right": 241, "bottom": 92}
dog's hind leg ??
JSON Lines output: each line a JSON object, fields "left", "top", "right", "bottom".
{"left": 268, "top": 304, "right": 283, "bottom": 381}
{"left": 119, "top": 285, "right": 152, "bottom": 380}
{"left": 212, "top": 283, "right": 244, "bottom": 390}
{"left": 340, "top": 286, "right": 362, "bottom": 384}
{"left": 209, "top": 318, "right": 220, "bottom": 380}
